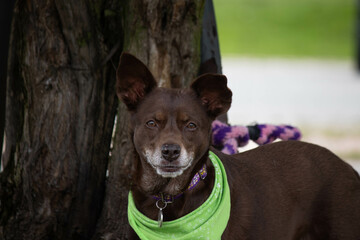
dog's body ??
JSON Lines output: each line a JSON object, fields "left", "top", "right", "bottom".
{"left": 117, "top": 53, "right": 360, "bottom": 239}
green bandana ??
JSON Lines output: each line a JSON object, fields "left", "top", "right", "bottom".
{"left": 128, "top": 151, "right": 231, "bottom": 240}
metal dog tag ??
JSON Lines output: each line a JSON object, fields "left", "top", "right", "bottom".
{"left": 156, "top": 199, "right": 167, "bottom": 228}
{"left": 157, "top": 208, "right": 164, "bottom": 227}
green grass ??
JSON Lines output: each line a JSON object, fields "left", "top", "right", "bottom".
{"left": 213, "top": 0, "right": 355, "bottom": 59}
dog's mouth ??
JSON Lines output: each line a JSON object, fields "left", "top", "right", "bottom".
{"left": 155, "top": 163, "right": 188, "bottom": 177}
{"left": 144, "top": 149, "right": 194, "bottom": 178}
{"left": 153, "top": 162, "right": 193, "bottom": 178}
{"left": 156, "top": 166, "right": 185, "bottom": 178}
{"left": 159, "top": 165, "right": 182, "bottom": 173}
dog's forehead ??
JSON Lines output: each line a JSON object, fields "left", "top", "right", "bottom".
{"left": 136, "top": 88, "right": 204, "bottom": 119}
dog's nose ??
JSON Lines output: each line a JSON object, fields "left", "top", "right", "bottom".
{"left": 161, "top": 144, "right": 181, "bottom": 162}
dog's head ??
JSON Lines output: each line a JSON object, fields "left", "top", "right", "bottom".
{"left": 116, "top": 53, "right": 232, "bottom": 183}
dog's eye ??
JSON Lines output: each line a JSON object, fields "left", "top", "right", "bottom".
{"left": 146, "top": 120, "right": 157, "bottom": 128}
{"left": 186, "top": 122, "right": 197, "bottom": 130}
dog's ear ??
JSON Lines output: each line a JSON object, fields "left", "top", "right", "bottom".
{"left": 190, "top": 73, "right": 232, "bottom": 118}
{"left": 116, "top": 53, "right": 157, "bottom": 111}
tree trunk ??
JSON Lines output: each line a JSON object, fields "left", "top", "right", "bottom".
{"left": 1, "top": 0, "right": 209, "bottom": 239}
{"left": 122, "top": 0, "right": 205, "bottom": 87}
{"left": 0, "top": 0, "right": 16, "bottom": 161}
{"left": 0, "top": 1, "right": 121, "bottom": 239}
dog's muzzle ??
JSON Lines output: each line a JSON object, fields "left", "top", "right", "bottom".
{"left": 144, "top": 145, "right": 194, "bottom": 178}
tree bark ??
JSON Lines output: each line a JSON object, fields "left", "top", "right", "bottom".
{"left": 123, "top": 0, "right": 205, "bottom": 87}
{"left": 0, "top": 0, "right": 16, "bottom": 162}
{"left": 1, "top": 1, "right": 121, "bottom": 239}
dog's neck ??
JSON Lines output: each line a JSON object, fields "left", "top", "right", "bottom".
{"left": 131, "top": 152, "right": 215, "bottom": 221}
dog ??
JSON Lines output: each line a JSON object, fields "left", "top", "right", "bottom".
{"left": 116, "top": 53, "right": 360, "bottom": 239}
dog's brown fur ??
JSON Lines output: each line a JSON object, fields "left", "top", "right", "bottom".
{"left": 117, "top": 53, "right": 360, "bottom": 239}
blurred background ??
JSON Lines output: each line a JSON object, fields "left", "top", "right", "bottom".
{"left": 213, "top": 0, "right": 360, "bottom": 171}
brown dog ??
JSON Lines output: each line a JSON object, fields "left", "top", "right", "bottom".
{"left": 116, "top": 53, "right": 360, "bottom": 239}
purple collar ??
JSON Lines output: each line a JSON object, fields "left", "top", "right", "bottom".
{"left": 152, "top": 164, "right": 207, "bottom": 203}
